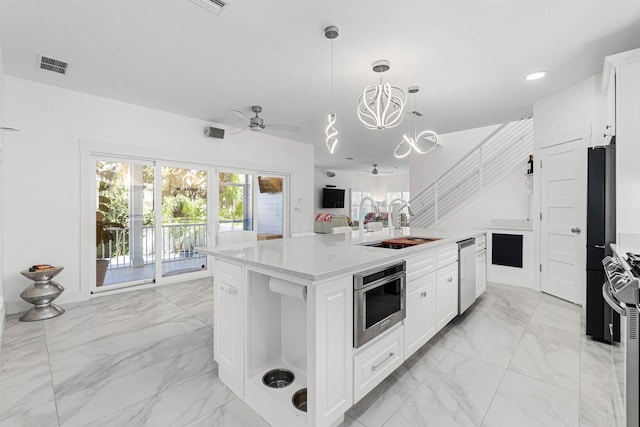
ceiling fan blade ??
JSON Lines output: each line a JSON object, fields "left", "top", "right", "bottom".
{"left": 228, "top": 125, "right": 249, "bottom": 135}
{"left": 265, "top": 124, "right": 300, "bottom": 134}
{"left": 230, "top": 109, "right": 250, "bottom": 121}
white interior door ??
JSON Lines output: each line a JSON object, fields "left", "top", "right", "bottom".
{"left": 539, "top": 135, "right": 587, "bottom": 304}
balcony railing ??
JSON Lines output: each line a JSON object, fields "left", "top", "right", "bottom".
{"left": 99, "top": 222, "right": 207, "bottom": 269}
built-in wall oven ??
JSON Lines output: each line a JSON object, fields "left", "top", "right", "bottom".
{"left": 354, "top": 261, "right": 406, "bottom": 348}
{"left": 602, "top": 252, "right": 639, "bottom": 427}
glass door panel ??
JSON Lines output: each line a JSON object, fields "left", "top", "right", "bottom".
{"left": 161, "top": 167, "right": 208, "bottom": 277}
{"left": 256, "top": 176, "right": 284, "bottom": 240}
{"left": 218, "top": 172, "right": 253, "bottom": 233}
{"left": 96, "top": 160, "right": 155, "bottom": 287}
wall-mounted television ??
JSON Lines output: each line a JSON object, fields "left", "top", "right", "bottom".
{"left": 322, "top": 188, "right": 345, "bottom": 208}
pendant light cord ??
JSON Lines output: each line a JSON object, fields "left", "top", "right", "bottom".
{"left": 330, "top": 40, "right": 334, "bottom": 110}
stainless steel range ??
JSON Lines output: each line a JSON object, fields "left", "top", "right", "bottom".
{"left": 602, "top": 251, "right": 640, "bottom": 427}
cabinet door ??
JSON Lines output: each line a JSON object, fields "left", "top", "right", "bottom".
{"left": 214, "top": 261, "right": 244, "bottom": 397}
{"left": 353, "top": 325, "right": 403, "bottom": 403}
{"left": 604, "top": 76, "right": 616, "bottom": 139}
{"left": 476, "top": 250, "right": 487, "bottom": 297}
{"left": 436, "top": 261, "right": 458, "bottom": 330}
{"left": 405, "top": 272, "right": 436, "bottom": 358}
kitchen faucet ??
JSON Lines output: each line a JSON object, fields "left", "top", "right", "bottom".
{"left": 389, "top": 198, "right": 414, "bottom": 229}
{"left": 358, "top": 197, "right": 380, "bottom": 235}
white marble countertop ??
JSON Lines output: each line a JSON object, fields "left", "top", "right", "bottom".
{"left": 196, "top": 227, "right": 485, "bottom": 283}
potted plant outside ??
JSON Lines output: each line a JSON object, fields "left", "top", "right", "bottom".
{"left": 96, "top": 186, "right": 124, "bottom": 287}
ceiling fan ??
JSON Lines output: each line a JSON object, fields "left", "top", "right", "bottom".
{"left": 228, "top": 105, "right": 299, "bottom": 135}
{"left": 363, "top": 164, "right": 394, "bottom": 175}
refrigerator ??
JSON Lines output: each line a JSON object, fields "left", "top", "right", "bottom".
{"left": 585, "top": 141, "right": 618, "bottom": 342}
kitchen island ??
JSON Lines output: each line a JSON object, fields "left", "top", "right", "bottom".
{"left": 196, "top": 227, "right": 485, "bottom": 427}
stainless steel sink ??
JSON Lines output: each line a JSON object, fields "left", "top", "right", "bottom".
{"left": 362, "top": 242, "right": 409, "bottom": 250}
{"left": 362, "top": 236, "right": 442, "bottom": 249}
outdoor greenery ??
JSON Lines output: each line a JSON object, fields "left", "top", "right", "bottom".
{"left": 218, "top": 172, "right": 245, "bottom": 223}
{"left": 96, "top": 163, "right": 250, "bottom": 260}
{"left": 162, "top": 167, "right": 208, "bottom": 223}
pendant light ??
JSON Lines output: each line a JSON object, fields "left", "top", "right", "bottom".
{"left": 394, "top": 86, "right": 440, "bottom": 158}
{"left": 357, "top": 60, "right": 406, "bottom": 130}
{"left": 325, "top": 26, "right": 339, "bottom": 154}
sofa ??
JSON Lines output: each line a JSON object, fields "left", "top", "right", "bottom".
{"left": 314, "top": 214, "right": 352, "bottom": 234}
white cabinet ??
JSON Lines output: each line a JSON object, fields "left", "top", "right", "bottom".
{"left": 476, "top": 249, "right": 487, "bottom": 297}
{"left": 310, "top": 277, "right": 354, "bottom": 426}
{"left": 404, "top": 271, "right": 436, "bottom": 358}
{"left": 214, "top": 261, "right": 244, "bottom": 397}
{"left": 436, "top": 261, "right": 459, "bottom": 330}
{"left": 436, "top": 244, "right": 458, "bottom": 269}
{"left": 475, "top": 234, "right": 487, "bottom": 297}
{"left": 610, "top": 51, "right": 640, "bottom": 234}
{"left": 353, "top": 325, "right": 403, "bottom": 403}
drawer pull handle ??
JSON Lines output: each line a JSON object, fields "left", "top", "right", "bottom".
{"left": 220, "top": 284, "right": 238, "bottom": 294}
{"left": 420, "top": 291, "right": 427, "bottom": 298}
{"left": 447, "top": 277, "right": 453, "bottom": 283}
{"left": 371, "top": 352, "right": 395, "bottom": 372}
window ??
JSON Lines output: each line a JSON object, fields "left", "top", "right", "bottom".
{"left": 161, "top": 166, "right": 208, "bottom": 277}
{"left": 350, "top": 189, "right": 372, "bottom": 221}
{"left": 219, "top": 172, "right": 254, "bottom": 232}
{"left": 96, "top": 160, "right": 155, "bottom": 287}
{"left": 95, "top": 160, "right": 209, "bottom": 289}
{"left": 386, "top": 191, "right": 410, "bottom": 210}
{"left": 256, "top": 175, "right": 285, "bottom": 240}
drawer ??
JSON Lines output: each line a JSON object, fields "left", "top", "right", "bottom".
{"left": 406, "top": 251, "right": 436, "bottom": 281}
{"left": 353, "top": 325, "right": 404, "bottom": 403}
{"left": 475, "top": 234, "right": 486, "bottom": 251}
{"left": 436, "top": 244, "right": 458, "bottom": 269}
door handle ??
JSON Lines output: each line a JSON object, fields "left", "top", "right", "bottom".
{"left": 571, "top": 227, "right": 581, "bottom": 234}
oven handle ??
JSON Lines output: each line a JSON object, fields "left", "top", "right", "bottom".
{"left": 602, "top": 283, "right": 626, "bottom": 317}
{"left": 355, "top": 271, "right": 406, "bottom": 291}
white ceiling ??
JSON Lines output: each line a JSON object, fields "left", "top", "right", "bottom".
{"left": 2, "top": 0, "right": 640, "bottom": 174}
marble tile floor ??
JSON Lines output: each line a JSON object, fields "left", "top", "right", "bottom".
{"left": 0, "top": 280, "right": 622, "bottom": 427}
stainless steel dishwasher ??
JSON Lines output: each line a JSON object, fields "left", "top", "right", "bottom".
{"left": 458, "top": 238, "right": 477, "bottom": 314}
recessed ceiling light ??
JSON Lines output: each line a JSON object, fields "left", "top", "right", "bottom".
{"left": 526, "top": 71, "right": 546, "bottom": 81}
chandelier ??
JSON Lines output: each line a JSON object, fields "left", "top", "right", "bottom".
{"left": 357, "top": 60, "right": 406, "bottom": 130}
{"left": 325, "top": 26, "right": 339, "bottom": 153}
{"left": 394, "top": 86, "right": 440, "bottom": 158}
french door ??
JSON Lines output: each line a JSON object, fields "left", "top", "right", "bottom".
{"left": 217, "top": 171, "right": 287, "bottom": 241}
{"left": 256, "top": 175, "right": 285, "bottom": 240}
{"left": 94, "top": 158, "right": 210, "bottom": 291}
{"left": 91, "top": 156, "right": 288, "bottom": 291}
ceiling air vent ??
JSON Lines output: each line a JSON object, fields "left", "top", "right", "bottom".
{"left": 188, "top": 0, "right": 228, "bottom": 15}
{"left": 39, "top": 55, "right": 69, "bottom": 75}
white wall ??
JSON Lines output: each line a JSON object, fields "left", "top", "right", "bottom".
{"left": 2, "top": 77, "right": 314, "bottom": 314}
{"left": 409, "top": 123, "right": 530, "bottom": 229}
{"left": 0, "top": 37, "right": 6, "bottom": 342}
{"left": 437, "top": 167, "right": 531, "bottom": 229}
{"left": 313, "top": 168, "right": 409, "bottom": 218}
{"left": 533, "top": 76, "right": 599, "bottom": 141}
